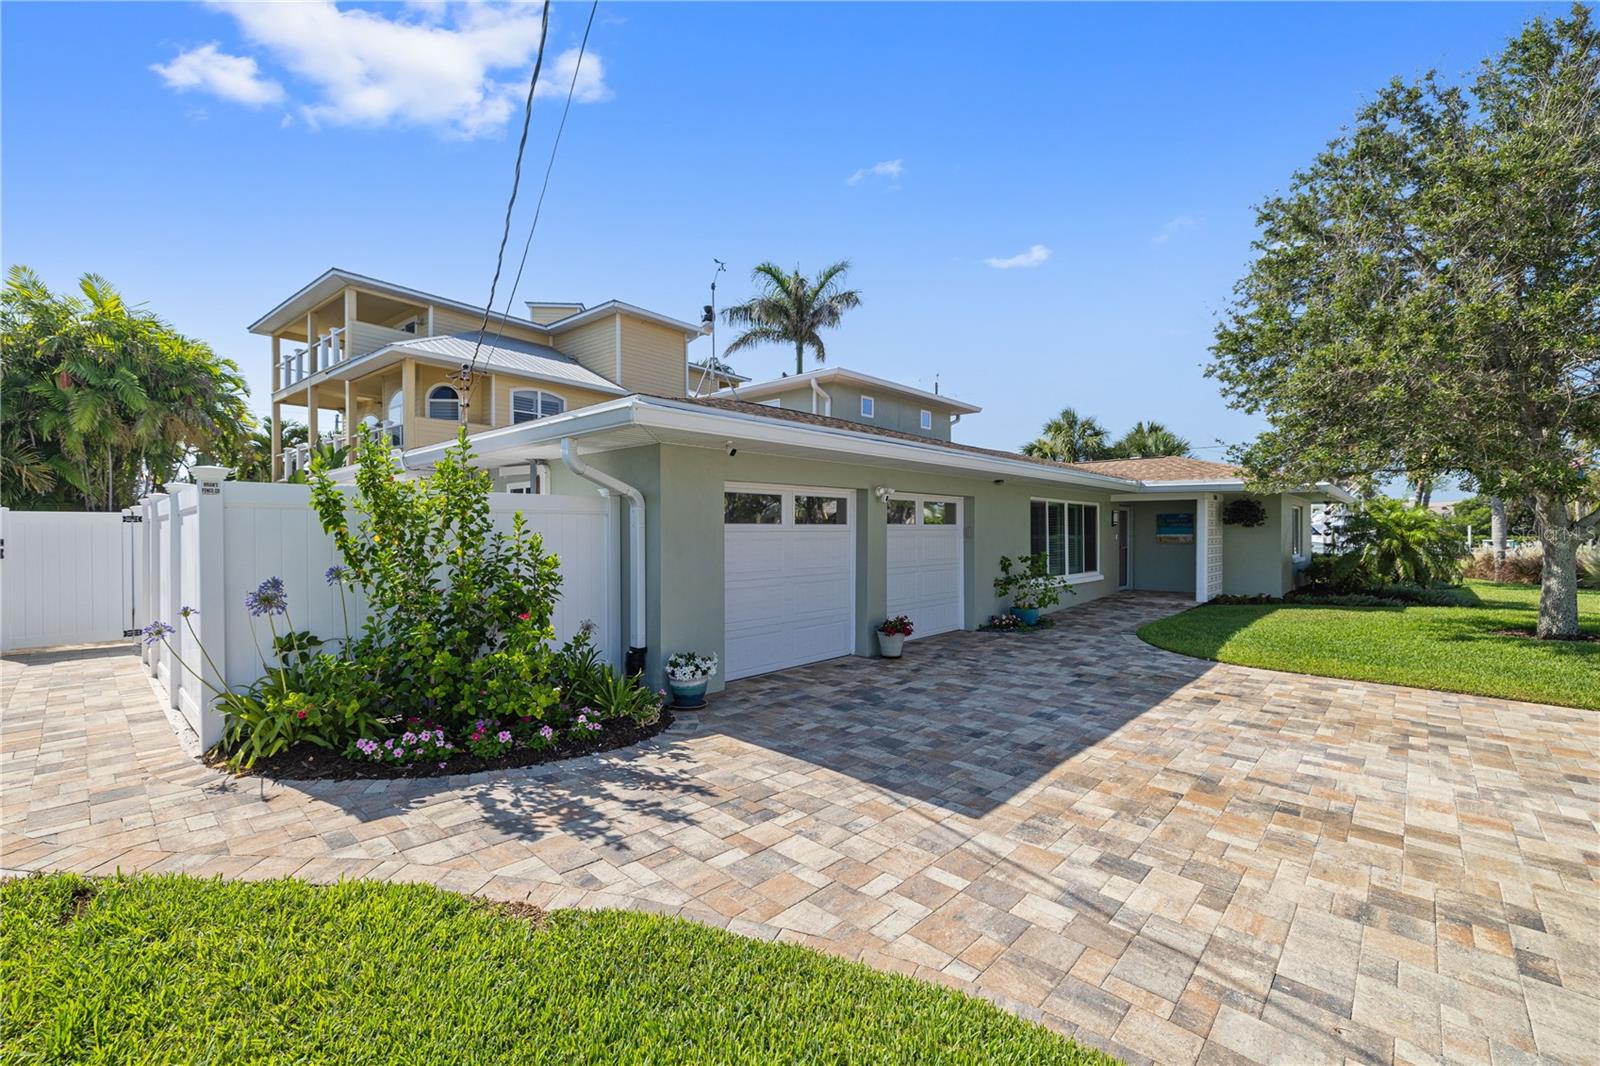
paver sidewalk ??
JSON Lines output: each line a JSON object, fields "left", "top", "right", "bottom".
{"left": 4, "top": 593, "right": 1597, "bottom": 1065}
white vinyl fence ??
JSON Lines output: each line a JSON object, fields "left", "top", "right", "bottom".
{"left": 138, "top": 477, "right": 619, "bottom": 749}
{"left": 1, "top": 507, "right": 144, "bottom": 652}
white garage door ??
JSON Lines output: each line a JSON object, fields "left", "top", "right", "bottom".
{"left": 886, "top": 495, "right": 963, "bottom": 639}
{"left": 724, "top": 484, "right": 856, "bottom": 680}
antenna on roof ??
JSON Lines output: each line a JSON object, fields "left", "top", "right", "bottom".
{"left": 934, "top": 374, "right": 940, "bottom": 395}
{"left": 692, "top": 258, "right": 728, "bottom": 398}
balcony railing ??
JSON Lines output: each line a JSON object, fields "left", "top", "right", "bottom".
{"left": 275, "top": 420, "right": 401, "bottom": 481}
{"left": 277, "top": 327, "right": 347, "bottom": 389}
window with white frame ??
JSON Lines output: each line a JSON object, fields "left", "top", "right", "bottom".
{"left": 1291, "top": 504, "right": 1304, "bottom": 556}
{"left": 920, "top": 409, "right": 932, "bottom": 431}
{"left": 860, "top": 395, "right": 875, "bottom": 418}
{"left": 426, "top": 384, "right": 460, "bottom": 421}
{"left": 1030, "top": 499, "right": 1099, "bottom": 577}
{"left": 510, "top": 388, "right": 566, "bottom": 424}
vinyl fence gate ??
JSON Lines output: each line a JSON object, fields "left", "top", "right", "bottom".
{"left": 0, "top": 507, "right": 144, "bottom": 653}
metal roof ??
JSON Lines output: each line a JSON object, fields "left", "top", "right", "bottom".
{"left": 386, "top": 334, "right": 627, "bottom": 395}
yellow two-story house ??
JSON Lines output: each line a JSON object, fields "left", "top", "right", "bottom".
{"left": 249, "top": 268, "right": 740, "bottom": 481}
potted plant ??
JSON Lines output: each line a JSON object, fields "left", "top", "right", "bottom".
{"left": 876, "top": 615, "right": 914, "bottom": 658}
{"left": 993, "top": 553, "right": 1065, "bottom": 626}
{"left": 664, "top": 651, "right": 718, "bottom": 709}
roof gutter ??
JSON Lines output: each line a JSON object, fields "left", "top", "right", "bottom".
{"left": 560, "top": 437, "right": 647, "bottom": 675}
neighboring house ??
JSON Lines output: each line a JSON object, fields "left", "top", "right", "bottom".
{"left": 253, "top": 270, "right": 1349, "bottom": 691}
{"left": 249, "top": 268, "right": 741, "bottom": 481}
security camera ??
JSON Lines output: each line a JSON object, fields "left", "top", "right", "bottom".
{"left": 873, "top": 486, "right": 897, "bottom": 502}
{"left": 725, "top": 440, "right": 738, "bottom": 457}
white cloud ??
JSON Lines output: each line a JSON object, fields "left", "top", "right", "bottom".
{"left": 984, "top": 244, "right": 1051, "bottom": 270}
{"left": 150, "top": 43, "right": 284, "bottom": 107}
{"left": 154, "top": 2, "right": 610, "bottom": 138}
{"left": 847, "top": 159, "right": 903, "bottom": 186}
{"left": 1152, "top": 215, "right": 1198, "bottom": 245}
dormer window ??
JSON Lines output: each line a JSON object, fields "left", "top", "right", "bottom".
{"left": 427, "top": 384, "right": 461, "bottom": 421}
{"left": 511, "top": 388, "right": 566, "bottom": 424}
{"left": 920, "top": 409, "right": 932, "bottom": 431}
{"left": 860, "top": 395, "right": 875, "bottom": 419}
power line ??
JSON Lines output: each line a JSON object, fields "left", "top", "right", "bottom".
{"left": 460, "top": 0, "right": 553, "bottom": 416}
{"left": 482, "top": 0, "right": 600, "bottom": 362}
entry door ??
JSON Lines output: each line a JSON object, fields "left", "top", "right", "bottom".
{"left": 886, "top": 496, "right": 963, "bottom": 639}
{"left": 723, "top": 485, "right": 856, "bottom": 680}
{"left": 1117, "top": 508, "right": 1131, "bottom": 588}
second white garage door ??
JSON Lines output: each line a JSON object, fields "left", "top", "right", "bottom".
{"left": 886, "top": 495, "right": 964, "bottom": 639}
{"left": 724, "top": 484, "right": 856, "bottom": 681}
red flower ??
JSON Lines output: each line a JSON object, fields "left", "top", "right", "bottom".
{"left": 295, "top": 710, "right": 308, "bottom": 720}
{"left": 517, "top": 612, "right": 530, "bottom": 622}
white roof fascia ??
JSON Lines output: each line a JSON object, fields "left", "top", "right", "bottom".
{"left": 248, "top": 268, "right": 557, "bottom": 339}
{"left": 719, "top": 367, "right": 981, "bottom": 414}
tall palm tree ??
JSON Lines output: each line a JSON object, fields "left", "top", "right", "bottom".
{"left": 721, "top": 261, "right": 862, "bottom": 375}
{"left": 1110, "top": 420, "right": 1191, "bottom": 459}
{"left": 1020, "top": 407, "right": 1111, "bottom": 462}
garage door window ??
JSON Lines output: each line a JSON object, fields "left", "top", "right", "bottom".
{"left": 922, "top": 500, "right": 956, "bottom": 525}
{"left": 795, "top": 495, "right": 848, "bottom": 524}
{"left": 725, "top": 492, "right": 782, "bottom": 524}
{"left": 887, "top": 498, "right": 916, "bottom": 524}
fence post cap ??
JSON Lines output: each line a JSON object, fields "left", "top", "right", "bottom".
{"left": 190, "top": 465, "right": 232, "bottom": 484}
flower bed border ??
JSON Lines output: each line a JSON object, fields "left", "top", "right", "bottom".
{"left": 208, "top": 709, "right": 676, "bottom": 781}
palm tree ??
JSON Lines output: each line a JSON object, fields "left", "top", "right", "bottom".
{"left": 1110, "top": 420, "right": 1191, "bottom": 459}
{"left": 1020, "top": 407, "right": 1111, "bottom": 462}
{"left": 721, "top": 261, "right": 862, "bottom": 375}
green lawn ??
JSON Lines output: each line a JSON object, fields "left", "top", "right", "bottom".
{"left": 1138, "top": 581, "right": 1599, "bottom": 709}
{"left": 1, "top": 873, "right": 1114, "bottom": 1065}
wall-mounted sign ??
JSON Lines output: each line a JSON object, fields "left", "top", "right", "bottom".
{"left": 1155, "top": 512, "right": 1194, "bottom": 544}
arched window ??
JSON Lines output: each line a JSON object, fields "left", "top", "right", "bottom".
{"left": 510, "top": 388, "right": 566, "bottom": 424}
{"left": 426, "top": 384, "right": 460, "bottom": 421}
{"left": 386, "top": 390, "right": 403, "bottom": 425}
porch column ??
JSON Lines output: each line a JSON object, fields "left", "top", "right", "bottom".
{"left": 307, "top": 383, "right": 319, "bottom": 446}
{"left": 306, "top": 313, "right": 317, "bottom": 373}
{"left": 270, "top": 335, "right": 281, "bottom": 392}
{"left": 401, "top": 358, "right": 416, "bottom": 446}
{"left": 270, "top": 401, "right": 282, "bottom": 481}
{"left": 344, "top": 378, "right": 356, "bottom": 448}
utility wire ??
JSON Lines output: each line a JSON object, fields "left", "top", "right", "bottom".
{"left": 461, "top": 0, "right": 553, "bottom": 415}
{"left": 483, "top": 0, "right": 600, "bottom": 361}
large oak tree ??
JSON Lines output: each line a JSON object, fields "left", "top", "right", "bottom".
{"left": 1209, "top": 6, "right": 1600, "bottom": 637}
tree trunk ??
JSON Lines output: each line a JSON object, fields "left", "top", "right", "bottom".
{"left": 794, "top": 342, "right": 804, "bottom": 377}
{"left": 1534, "top": 494, "right": 1581, "bottom": 640}
{"left": 1489, "top": 495, "right": 1507, "bottom": 577}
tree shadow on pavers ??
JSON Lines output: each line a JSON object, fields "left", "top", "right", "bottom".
{"left": 703, "top": 593, "right": 1210, "bottom": 818}
{"left": 286, "top": 737, "right": 718, "bottom": 851}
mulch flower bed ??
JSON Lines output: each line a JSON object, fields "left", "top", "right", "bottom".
{"left": 210, "top": 710, "right": 676, "bottom": 782}
{"left": 978, "top": 616, "right": 1057, "bottom": 634}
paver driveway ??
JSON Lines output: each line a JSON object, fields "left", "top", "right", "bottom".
{"left": 4, "top": 592, "right": 1597, "bottom": 1065}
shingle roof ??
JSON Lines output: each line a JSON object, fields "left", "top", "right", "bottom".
{"left": 388, "top": 333, "right": 625, "bottom": 394}
{"left": 1065, "top": 456, "right": 1241, "bottom": 481}
{"left": 670, "top": 397, "right": 1146, "bottom": 481}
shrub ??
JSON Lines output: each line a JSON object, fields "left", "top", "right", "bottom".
{"left": 994, "top": 553, "right": 1069, "bottom": 612}
{"left": 1337, "top": 498, "right": 1463, "bottom": 586}
{"left": 1462, "top": 544, "right": 1544, "bottom": 584}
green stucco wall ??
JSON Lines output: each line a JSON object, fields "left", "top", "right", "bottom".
{"left": 551, "top": 443, "right": 1119, "bottom": 690}
{"left": 1127, "top": 502, "right": 1196, "bottom": 595}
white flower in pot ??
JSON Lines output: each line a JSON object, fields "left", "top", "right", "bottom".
{"left": 664, "top": 651, "right": 718, "bottom": 709}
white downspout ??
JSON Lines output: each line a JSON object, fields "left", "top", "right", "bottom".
{"left": 809, "top": 378, "right": 831, "bottom": 416}
{"left": 560, "top": 437, "right": 646, "bottom": 672}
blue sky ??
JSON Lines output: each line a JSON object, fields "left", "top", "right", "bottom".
{"left": 2, "top": 1, "right": 1556, "bottom": 486}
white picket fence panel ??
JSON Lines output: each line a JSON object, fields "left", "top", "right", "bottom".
{"left": 1, "top": 508, "right": 143, "bottom": 652}
{"left": 138, "top": 478, "right": 619, "bottom": 749}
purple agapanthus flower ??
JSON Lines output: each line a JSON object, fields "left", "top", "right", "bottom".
{"left": 244, "top": 576, "right": 287, "bottom": 617}
{"left": 177, "top": 605, "right": 198, "bottom": 618}
{"left": 140, "top": 620, "right": 175, "bottom": 646}
{"left": 324, "top": 565, "right": 348, "bottom": 586}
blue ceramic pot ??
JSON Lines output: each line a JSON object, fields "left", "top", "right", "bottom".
{"left": 1011, "top": 606, "right": 1041, "bottom": 626}
{"left": 668, "top": 677, "right": 709, "bottom": 708}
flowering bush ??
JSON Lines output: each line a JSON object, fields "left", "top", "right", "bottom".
{"left": 983, "top": 613, "right": 1023, "bottom": 631}
{"left": 664, "top": 651, "right": 718, "bottom": 681}
{"left": 349, "top": 728, "right": 455, "bottom": 766}
{"left": 994, "top": 553, "right": 1068, "bottom": 612}
{"left": 877, "top": 615, "right": 914, "bottom": 637}
{"left": 570, "top": 710, "right": 603, "bottom": 739}
{"left": 462, "top": 719, "right": 517, "bottom": 759}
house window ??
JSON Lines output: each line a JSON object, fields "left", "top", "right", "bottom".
{"left": 920, "top": 409, "right": 932, "bottom": 431}
{"left": 386, "top": 389, "right": 403, "bottom": 425}
{"left": 510, "top": 388, "right": 565, "bottom": 424}
{"left": 794, "top": 495, "right": 848, "bottom": 525}
{"left": 1030, "top": 500, "right": 1099, "bottom": 577}
{"left": 860, "top": 396, "right": 875, "bottom": 418}
{"left": 426, "top": 384, "right": 460, "bottom": 421}
{"left": 1291, "top": 504, "right": 1305, "bottom": 556}
{"left": 724, "top": 491, "right": 781, "bottom": 524}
